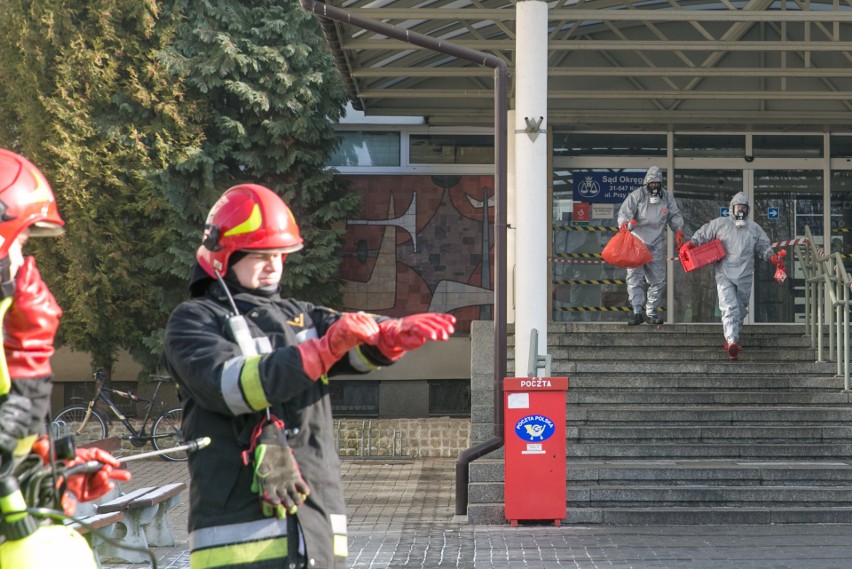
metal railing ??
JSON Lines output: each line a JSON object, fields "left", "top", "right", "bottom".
{"left": 799, "top": 226, "right": 852, "bottom": 391}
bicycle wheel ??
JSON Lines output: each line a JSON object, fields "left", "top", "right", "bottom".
{"left": 152, "top": 407, "right": 187, "bottom": 462}
{"left": 52, "top": 405, "right": 108, "bottom": 448}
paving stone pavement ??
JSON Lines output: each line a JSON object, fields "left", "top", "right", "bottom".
{"left": 98, "top": 457, "right": 852, "bottom": 569}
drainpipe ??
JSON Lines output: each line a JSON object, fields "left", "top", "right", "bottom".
{"left": 298, "top": 0, "right": 508, "bottom": 516}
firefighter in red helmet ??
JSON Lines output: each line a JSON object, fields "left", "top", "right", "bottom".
{"left": 0, "top": 148, "right": 65, "bottom": 463}
{"left": 161, "top": 184, "right": 455, "bottom": 569}
{"left": 0, "top": 149, "right": 128, "bottom": 516}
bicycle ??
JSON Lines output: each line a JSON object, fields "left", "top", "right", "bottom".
{"left": 51, "top": 370, "right": 187, "bottom": 462}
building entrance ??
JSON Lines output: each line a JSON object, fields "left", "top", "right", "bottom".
{"left": 552, "top": 153, "right": 830, "bottom": 324}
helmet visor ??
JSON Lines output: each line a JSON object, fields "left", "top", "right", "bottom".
{"left": 29, "top": 221, "right": 65, "bottom": 237}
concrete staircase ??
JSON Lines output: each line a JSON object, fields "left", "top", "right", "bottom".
{"left": 467, "top": 322, "right": 852, "bottom": 525}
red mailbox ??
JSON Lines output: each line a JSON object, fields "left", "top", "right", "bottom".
{"left": 503, "top": 376, "right": 568, "bottom": 526}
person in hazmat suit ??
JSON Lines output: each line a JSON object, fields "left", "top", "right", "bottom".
{"left": 680, "top": 192, "right": 787, "bottom": 360}
{"left": 617, "top": 166, "right": 685, "bottom": 325}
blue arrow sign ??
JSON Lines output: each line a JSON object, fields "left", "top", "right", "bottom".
{"left": 768, "top": 207, "right": 779, "bottom": 220}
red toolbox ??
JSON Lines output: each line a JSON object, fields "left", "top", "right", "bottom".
{"left": 680, "top": 239, "right": 726, "bottom": 272}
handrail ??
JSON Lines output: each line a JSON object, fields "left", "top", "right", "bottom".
{"left": 799, "top": 226, "right": 852, "bottom": 392}
{"left": 830, "top": 253, "right": 852, "bottom": 390}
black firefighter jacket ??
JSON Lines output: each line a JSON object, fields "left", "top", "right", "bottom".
{"left": 161, "top": 280, "right": 393, "bottom": 569}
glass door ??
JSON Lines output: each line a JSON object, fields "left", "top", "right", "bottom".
{"left": 752, "top": 170, "right": 823, "bottom": 323}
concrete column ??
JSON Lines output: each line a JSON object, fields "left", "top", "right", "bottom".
{"left": 507, "top": 109, "right": 516, "bottom": 325}
{"left": 514, "top": 0, "right": 548, "bottom": 376}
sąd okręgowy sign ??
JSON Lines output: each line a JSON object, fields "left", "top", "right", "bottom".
{"left": 573, "top": 171, "right": 645, "bottom": 204}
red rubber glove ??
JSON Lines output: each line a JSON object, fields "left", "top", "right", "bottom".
{"left": 297, "top": 312, "right": 380, "bottom": 380}
{"left": 771, "top": 250, "right": 788, "bottom": 283}
{"left": 4, "top": 257, "right": 62, "bottom": 379}
{"left": 675, "top": 230, "right": 684, "bottom": 249}
{"left": 62, "top": 448, "right": 131, "bottom": 512}
{"left": 374, "top": 313, "right": 456, "bottom": 361}
{"left": 770, "top": 249, "right": 787, "bottom": 265}
{"left": 31, "top": 440, "right": 130, "bottom": 515}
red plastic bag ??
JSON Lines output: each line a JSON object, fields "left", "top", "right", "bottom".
{"left": 601, "top": 228, "right": 653, "bottom": 268}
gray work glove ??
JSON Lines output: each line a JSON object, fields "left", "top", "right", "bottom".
{"left": 0, "top": 393, "right": 33, "bottom": 458}
{"left": 249, "top": 419, "right": 311, "bottom": 518}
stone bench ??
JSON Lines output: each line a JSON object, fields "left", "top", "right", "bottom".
{"left": 92, "top": 482, "right": 186, "bottom": 563}
{"left": 68, "top": 510, "right": 126, "bottom": 565}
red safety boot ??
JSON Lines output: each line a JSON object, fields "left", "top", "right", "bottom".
{"left": 727, "top": 342, "right": 740, "bottom": 361}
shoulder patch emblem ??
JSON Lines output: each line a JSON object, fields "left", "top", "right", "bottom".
{"left": 287, "top": 314, "right": 305, "bottom": 328}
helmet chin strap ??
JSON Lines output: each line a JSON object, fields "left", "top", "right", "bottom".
{"left": 0, "top": 257, "right": 15, "bottom": 299}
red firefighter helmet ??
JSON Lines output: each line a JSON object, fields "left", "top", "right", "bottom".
{"left": 197, "top": 184, "right": 304, "bottom": 277}
{"left": 0, "top": 149, "right": 65, "bottom": 257}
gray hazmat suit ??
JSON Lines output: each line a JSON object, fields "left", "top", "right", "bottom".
{"left": 690, "top": 192, "right": 774, "bottom": 345}
{"left": 617, "top": 166, "right": 685, "bottom": 319}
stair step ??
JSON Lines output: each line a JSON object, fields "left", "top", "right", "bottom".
{"left": 547, "top": 335, "right": 812, "bottom": 348}
{"left": 568, "top": 406, "right": 852, "bottom": 423}
{"left": 550, "top": 346, "right": 816, "bottom": 361}
{"left": 469, "top": 459, "right": 852, "bottom": 482}
{"left": 566, "top": 507, "right": 852, "bottom": 525}
{"left": 567, "top": 443, "right": 852, "bottom": 459}
{"left": 467, "top": 323, "right": 852, "bottom": 526}
{"left": 565, "top": 375, "right": 845, "bottom": 390}
{"left": 569, "top": 391, "right": 852, "bottom": 405}
{"left": 567, "top": 425, "right": 852, "bottom": 441}
{"left": 557, "top": 362, "right": 837, "bottom": 374}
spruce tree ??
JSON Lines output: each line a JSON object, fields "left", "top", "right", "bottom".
{"left": 161, "top": 0, "right": 357, "bottom": 304}
{"left": 0, "top": 0, "right": 354, "bottom": 376}
{"left": 0, "top": 0, "right": 204, "bottom": 377}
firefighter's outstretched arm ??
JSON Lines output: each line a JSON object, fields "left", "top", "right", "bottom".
{"left": 296, "top": 312, "right": 379, "bottom": 380}
{"left": 372, "top": 313, "right": 456, "bottom": 361}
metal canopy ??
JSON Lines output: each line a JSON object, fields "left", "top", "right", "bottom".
{"left": 315, "top": 0, "right": 852, "bottom": 131}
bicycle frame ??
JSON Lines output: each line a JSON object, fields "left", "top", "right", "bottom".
{"left": 81, "top": 372, "right": 171, "bottom": 446}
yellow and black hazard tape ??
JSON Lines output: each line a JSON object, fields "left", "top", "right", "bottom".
{"left": 554, "top": 306, "right": 630, "bottom": 312}
{"left": 554, "top": 306, "right": 665, "bottom": 312}
{"left": 552, "top": 225, "right": 618, "bottom": 232}
{"left": 553, "top": 279, "right": 626, "bottom": 285}
{"left": 552, "top": 252, "right": 603, "bottom": 259}
{"left": 833, "top": 228, "right": 852, "bottom": 233}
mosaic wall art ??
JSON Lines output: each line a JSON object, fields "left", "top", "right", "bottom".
{"left": 338, "top": 174, "right": 495, "bottom": 333}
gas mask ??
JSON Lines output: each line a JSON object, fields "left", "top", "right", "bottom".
{"left": 648, "top": 182, "right": 661, "bottom": 204}
{"left": 733, "top": 205, "right": 748, "bottom": 228}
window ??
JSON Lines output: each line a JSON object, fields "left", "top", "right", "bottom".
{"left": 328, "top": 131, "right": 400, "bottom": 167}
{"left": 753, "top": 135, "right": 822, "bottom": 158}
{"left": 674, "top": 134, "right": 744, "bottom": 157}
{"left": 553, "top": 133, "right": 666, "bottom": 157}
{"left": 428, "top": 380, "right": 470, "bottom": 416}
{"left": 409, "top": 134, "right": 493, "bottom": 164}
{"left": 329, "top": 381, "right": 379, "bottom": 416}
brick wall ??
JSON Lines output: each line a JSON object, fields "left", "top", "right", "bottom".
{"left": 334, "top": 417, "right": 471, "bottom": 458}
{"left": 115, "top": 417, "right": 471, "bottom": 459}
